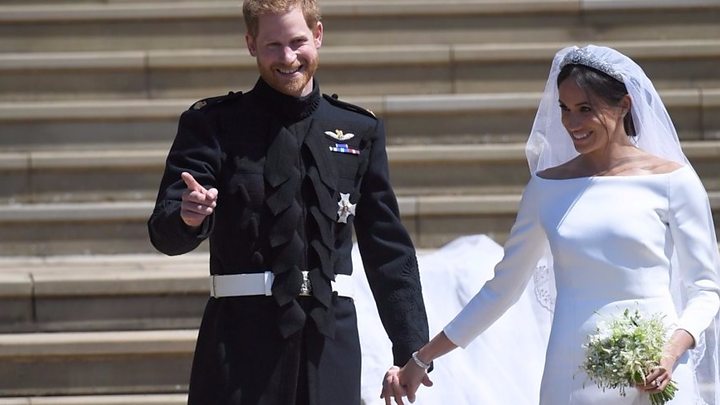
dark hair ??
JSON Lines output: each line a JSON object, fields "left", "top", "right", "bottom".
{"left": 557, "top": 64, "right": 636, "bottom": 137}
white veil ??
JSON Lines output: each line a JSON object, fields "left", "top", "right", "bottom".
{"left": 527, "top": 45, "right": 720, "bottom": 404}
{"left": 526, "top": 45, "right": 688, "bottom": 172}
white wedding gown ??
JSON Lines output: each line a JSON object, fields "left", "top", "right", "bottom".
{"left": 351, "top": 166, "right": 719, "bottom": 405}
{"left": 440, "top": 166, "right": 720, "bottom": 405}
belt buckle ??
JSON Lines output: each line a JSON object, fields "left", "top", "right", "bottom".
{"left": 299, "top": 270, "right": 312, "bottom": 296}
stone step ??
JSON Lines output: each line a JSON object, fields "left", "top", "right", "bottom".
{"left": 1, "top": 246, "right": 444, "bottom": 333}
{"left": 0, "top": 88, "right": 718, "bottom": 151}
{"left": 0, "top": 193, "right": 521, "bottom": 255}
{"left": 0, "top": 329, "right": 195, "bottom": 396}
{"left": 0, "top": 252, "right": 208, "bottom": 333}
{"left": 4, "top": 0, "right": 229, "bottom": 3}
{"left": 2, "top": 141, "right": 720, "bottom": 204}
{"left": 2, "top": 190, "right": 720, "bottom": 256}
{"left": 2, "top": 246, "right": 449, "bottom": 396}
{"left": 0, "top": 395, "right": 186, "bottom": 405}
{"left": 0, "top": 143, "right": 528, "bottom": 204}
{"left": 0, "top": 1, "right": 718, "bottom": 52}
{"left": 2, "top": 39, "right": 720, "bottom": 101}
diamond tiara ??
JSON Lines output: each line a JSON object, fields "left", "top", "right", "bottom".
{"left": 559, "top": 47, "right": 624, "bottom": 82}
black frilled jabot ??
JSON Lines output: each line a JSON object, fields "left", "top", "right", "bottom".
{"left": 257, "top": 78, "right": 348, "bottom": 339}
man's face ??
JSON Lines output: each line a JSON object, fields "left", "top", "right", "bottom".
{"left": 245, "top": 6, "right": 323, "bottom": 97}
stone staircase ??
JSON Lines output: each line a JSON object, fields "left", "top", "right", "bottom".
{"left": 1, "top": 0, "right": 720, "bottom": 403}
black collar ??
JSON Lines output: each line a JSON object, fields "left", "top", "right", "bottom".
{"left": 253, "top": 77, "right": 321, "bottom": 122}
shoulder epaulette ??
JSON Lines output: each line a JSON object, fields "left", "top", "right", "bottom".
{"left": 189, "top": 91, "right": 244, "bottom": 111}
{"left": 323, "top": 93, "right": 377, "bottom": 119}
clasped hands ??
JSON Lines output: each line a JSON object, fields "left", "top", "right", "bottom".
{"left": 380, "top": 362, "right": 433, "bottom": 405}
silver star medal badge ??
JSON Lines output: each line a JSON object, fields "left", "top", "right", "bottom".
{"left": 337, "top": 193, "right": 356, "bottom": 223}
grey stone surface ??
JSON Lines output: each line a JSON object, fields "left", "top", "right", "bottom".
{"left": 0, "top": 394, "right": 187, "bottom": 405}
{"left": 0, "top": 354, "right": 191, "bottom": 396}
{"left": 0, "top": 2, "right": 718, "bottom": 52}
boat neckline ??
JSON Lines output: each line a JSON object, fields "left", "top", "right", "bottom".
{"left": 533, "top": 164, "right": 689, "bottom": 181}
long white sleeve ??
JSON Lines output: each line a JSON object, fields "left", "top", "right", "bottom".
{"left": 443, "top": 177, "right": 548, "bottom": 348}
{"left": 668, "top": 168, "right": 720, "bottom": 342}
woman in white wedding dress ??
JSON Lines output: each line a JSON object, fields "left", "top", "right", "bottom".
{"left": 381, "top": 45, "right": 720, "bottom": 405}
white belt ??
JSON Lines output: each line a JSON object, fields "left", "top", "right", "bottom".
{"left": 209, "top": 271, "right": 354, "bottom": 299}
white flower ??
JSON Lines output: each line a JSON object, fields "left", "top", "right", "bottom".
{"left": 581, "top": 309, "right": 677, "bottom": 405}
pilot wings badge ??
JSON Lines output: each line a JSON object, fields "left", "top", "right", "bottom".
{"left": 324, "top": 129, "right": 355, "bottom": 141}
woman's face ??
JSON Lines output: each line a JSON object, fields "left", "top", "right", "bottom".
{"left": 558, "top": 77, "right": 628, "bottom": 156}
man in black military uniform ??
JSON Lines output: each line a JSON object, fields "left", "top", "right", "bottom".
{"left": 148, "top": 0, "right": 430, "bottom": 404}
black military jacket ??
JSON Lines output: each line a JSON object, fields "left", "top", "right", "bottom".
{"left": 148, "top": 78, "right": 429, "bottom": 368}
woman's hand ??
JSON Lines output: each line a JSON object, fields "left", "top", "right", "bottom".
{"left": 637, "top": 328, "right": 694, "bottom": 393}
{"left": 637, "top": 360, "right": 674, "bottom": 393}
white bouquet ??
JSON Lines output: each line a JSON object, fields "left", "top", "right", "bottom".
{"left": 581, "top": 309, "right": 678, "bottom": 405}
